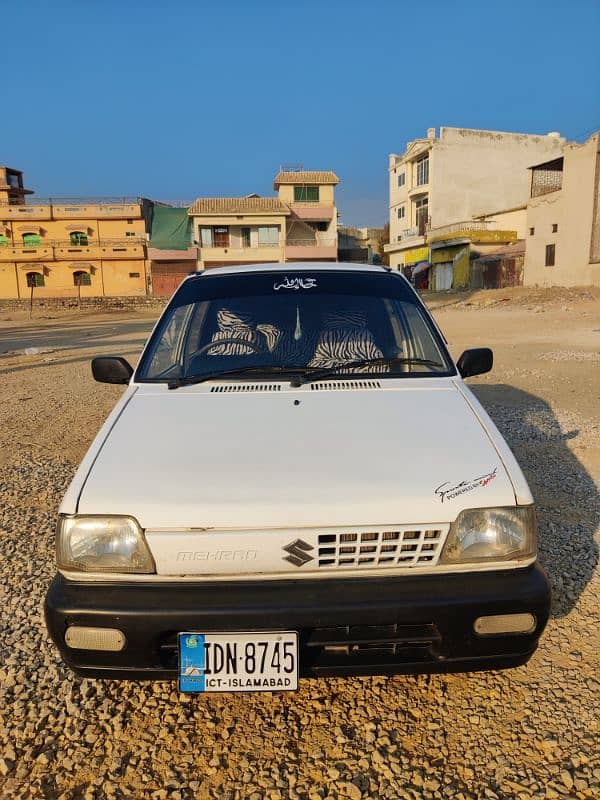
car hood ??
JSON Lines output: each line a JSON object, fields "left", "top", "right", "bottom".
{"left": 77, "top": 380, "right": 517, "bottom": 529}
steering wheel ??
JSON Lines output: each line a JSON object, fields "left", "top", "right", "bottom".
{"left": 189, "top": 337, "right": 265, "bottom": 359}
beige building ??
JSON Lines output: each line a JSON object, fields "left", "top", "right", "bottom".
{"left": 189, "top": 170, "right": 339, "bottom": 269}
{"left": 384, "top": 126, "right": 566, "bottom": 274}
{"left": 524, "top": 132, "right": 600, "bottom": 286}
{"left": 338, "top": 226, "right": 385, "bottom": 263}
{"left": 473, "top": 204, "right": 528, "bottom": 239}
{"left": 0, "top": 166, "right": 151, "bottom": 298}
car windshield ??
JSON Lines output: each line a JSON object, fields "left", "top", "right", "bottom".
{"left": 136, "top": 270, "right": 455, "bottom": 383}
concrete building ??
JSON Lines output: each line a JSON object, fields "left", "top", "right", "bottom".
{"left": 524, "top": 132, "right": 600, "bottom": 287}
{"left": 384, "top": 127, "right": 566, "bottom": 280}
{"left": 426, "top": 222, "right": 519, "bottom": 291}
{"left": 189, "top": 170, "right": 339, "bottom": 269}
{"left": 338, "top": 226, "right": 385, "bottom": 263}
{"left": 0, "top": 167, "right": 151, "bottom": 298}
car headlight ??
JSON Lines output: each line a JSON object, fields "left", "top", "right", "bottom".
{"left": 440, "top": 506, "right": 536, "bottom": 564}
{"left": 56, "top": 515, "right": 156, "bottom": 574}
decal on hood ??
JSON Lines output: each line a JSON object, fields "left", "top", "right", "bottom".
{"left": 435, "top": 467, "right": 498, "bottom": 503}
{"left": 274, "top": 277, "right": 317, "bottom": 291}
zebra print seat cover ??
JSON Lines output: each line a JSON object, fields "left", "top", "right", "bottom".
{"left": 208, "top": 309, "right": 281, "bottom": 356}
{"left": 308, "top": 311, "right": 386, "bottom": 371}
{"left": 207, "top": 307, "right": 385, "bottom": 372}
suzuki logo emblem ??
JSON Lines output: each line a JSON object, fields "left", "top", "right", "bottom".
{"left": 282, "top": 539, "right": 314, "bottom": 567}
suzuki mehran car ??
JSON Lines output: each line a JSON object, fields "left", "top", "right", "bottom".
{"left": 45, "top": 263, "right": 550, "bottom": 693}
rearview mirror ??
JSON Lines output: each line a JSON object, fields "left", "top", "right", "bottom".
{"left": 457, "top": 348, "right": 493, "bottom": 379}
{"left": 92, "top": 356, "right": 134, "bottom": 384}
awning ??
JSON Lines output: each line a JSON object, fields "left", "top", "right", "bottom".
{"left": 431, "top": 245, "right": 464, "bottom": 264}
{"left": 65, "top": 224, "right": 94, "bottom": 232}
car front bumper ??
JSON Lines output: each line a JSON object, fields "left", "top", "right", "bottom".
{"left": 45, "top": 564, "right": 551, "bottom": 680}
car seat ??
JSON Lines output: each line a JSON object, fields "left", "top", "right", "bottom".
{"left": 308, "top": 310, "right": 385, "bottom": 370}
{"left": 208, "top": 308, "right": 280, "bottom": 356}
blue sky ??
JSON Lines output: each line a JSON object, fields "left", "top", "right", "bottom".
{"left": 2, "top": 0, "right": 599, "bottom": 226}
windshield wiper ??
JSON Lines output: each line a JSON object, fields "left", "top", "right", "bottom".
{"left": 291, "top": 356, "right": 445, "bottom": 386}
{"left": 167, "top": 365, "right": 304, "bottom": 390}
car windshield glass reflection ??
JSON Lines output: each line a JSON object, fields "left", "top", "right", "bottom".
{"left": 136, "top": 272, "right": 454, "bottom": 382}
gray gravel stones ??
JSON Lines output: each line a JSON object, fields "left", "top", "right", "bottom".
{"left": 1, "top": 311, "right": 599, "bottom": 800}
{"left": 539, "top": 350, "right": 600, "bottom": 362}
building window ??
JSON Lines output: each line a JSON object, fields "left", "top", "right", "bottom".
{"left": 258, "top": 226, "right": 279, "bottom": 246}
{"left": 416, "top": 155, "right": 429, "bottom": 186}
{"left": 397, "top": 173, "right": 405, "bottom": 187}
{"left": 316, "top": 221, "right": 328, "bottom": 232}
{"left": 213, "top": 226, "right": 230, "bottom": 247}
{"left": 200, "top": 227, "right": 213, "bottom": 247}
{"left": 531, "top": 158, "right": 563, "bottom": 197}
{"left": 129, "top": 272, "right": 141, "bottom": 278}
{"left": 552, "top": 223, "right": 558, "bottom": 233}
{"left": 73, "top": 270, "right": 91, "bottom": 286}
{"left": 397, "top": 205, "right": 405, "bottom": 220}
{"left": 22, "top": 232, "right": 41, "bottom": 246}
{"left": 125, "top": 231, "right": 137, "bottom": 237}
{"left": 529, "top": 227, "right": 535, "bottom": 236}
{"left": 294, "top": 186, "right": 319, "bottom": 202}
{"left": 545, "top": 244, "right": 556, "bottom": 266}
{"left": 70, "top": 231, "right": 88, "bottom": 246}
{"left": 241, "top": 227, "right": 251, "bottom": 247}
{"left": 26, "top": 271, "right": 44, "bottom": 287}
{"left": 127, "top": 219, "right": 134, "bottom": 224}
{"left": 415, "top": 197, "right": 429, "bottom": 235}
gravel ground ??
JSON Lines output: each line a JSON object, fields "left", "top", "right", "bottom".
{"left": 1, "top": 298, "right": 599, "bottom": 800}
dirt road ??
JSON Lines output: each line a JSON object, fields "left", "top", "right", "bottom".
{"left": 0, "top": 293, "right": 598, "bottom": 799}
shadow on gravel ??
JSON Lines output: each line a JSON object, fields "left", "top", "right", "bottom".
{"left": 472, "top": 383, "right": 599, "bottom": 619}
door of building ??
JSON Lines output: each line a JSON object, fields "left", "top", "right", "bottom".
{"left": 213, "top": 227, "right": 230, "bottom": 247}
{"left": 434, "top": 262, "right": 453, "bottom": 290}
{"left": 151, "top": 262, "right": 193, "bottom": 296}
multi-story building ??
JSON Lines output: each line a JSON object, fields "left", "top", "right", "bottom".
{"left": 189, "top": 170, "right": 339, "bottom": 269}
{"left": 524, "top": 131, "right": 600, "bottom": 286}
{"left": 274, "top": 170, "right": 338, "bottom": 261}
{"left": 0, "top": 166, "right": 151, "bottom": 298}
{"left": 384, "top": 127, "right": 566, "bottom": 282}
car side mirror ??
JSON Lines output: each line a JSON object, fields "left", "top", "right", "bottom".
{"left": 92, "top": 356, "right": 134, "bottom": 384}
{"left": 457, "top": 348, "right": 493, "bottom": 378}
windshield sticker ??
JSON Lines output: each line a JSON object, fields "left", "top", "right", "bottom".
{"left": 273, "top": 277, "right": 317, "bottom": 291}
{"left": 435, "top": 468, "right": 498, "bottom": 503}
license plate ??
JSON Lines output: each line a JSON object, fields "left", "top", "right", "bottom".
{"left": 178, "top": 631, "right": 298, "bottom": 693}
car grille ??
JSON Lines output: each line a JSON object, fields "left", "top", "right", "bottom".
{"left": 210, "top": 384, "right": 282, "bottom": 393}
{"left": 316, "top": 527, "right": 445, "bottom": 569}
{"left": 158, "top": 623, "right": 442, "bottom": 671}
{"left": 310, "top": 379, "right": 381, "bottom": 391}
{"left": 306, "top": 623, "right": 442, "bottom": 666}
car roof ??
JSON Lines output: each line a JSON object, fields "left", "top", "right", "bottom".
{"left": 186, "top": 261, "right": 390, "bottom": 279}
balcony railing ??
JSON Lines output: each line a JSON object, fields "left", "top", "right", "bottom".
{"left": 0, "top": 238, "right": 147, "bottom": 261}
{"left": 428, "top": 220, "right": 493, "bottom": 238}
{"left": 285, "top": 238, "right": 336, "bottom": 247}
{"left": 201, "top": 242, "right": 280, "bottom": 250}
{"left": 400, "top": 226, "right": 420, "bottom": 239}
{"left": 0, "top": 196, "right": 140, "bottom": 206}
{"left": 0, "top": 237, "right": 146, "bottom": 247}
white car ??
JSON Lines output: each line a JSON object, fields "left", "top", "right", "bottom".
{"left": 45, "top": 263, "right": 550, "bottom": 693}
